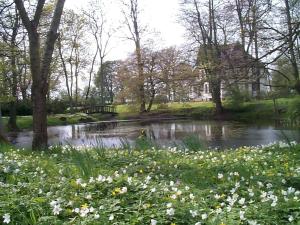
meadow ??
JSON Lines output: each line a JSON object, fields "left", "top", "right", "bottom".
{"left": 0, "top": 142, "right": 299, "bottom": 224}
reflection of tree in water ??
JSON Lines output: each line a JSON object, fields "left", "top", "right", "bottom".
{"left": 83, "top": 122, "right": 119, "bottom": 132}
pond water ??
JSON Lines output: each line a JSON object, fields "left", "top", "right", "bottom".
{"left": 8, "top": 119, "right": 300, "bottom": 149}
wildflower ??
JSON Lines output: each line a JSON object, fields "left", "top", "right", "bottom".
{"left": 195, "top": 223, "right": 201, "bottom": 225}
{"left": 201, "top": 213, "right": 208, "bottom": 220}
{"left": 94, "top": 214, "right": 100, "bottom": 219}
{"left": 106, "top": 176, "right": 113, "bottom": 183}
{"left": 127, "top": 177, "right": 132, "bottom": 184}
{"left": 109, "top": 214, "right": 114, "bottom": 220}
{"left": 166, "top": 208, "right": 175, "bottom": 216}
{"left": 120, "top": 186, "right": 128, "bottom": 194}
{"left": 53, "top": 204, "right": 62, "bottom": 215}
{"left": 189, "top": 193, "right": 195, "bottom": 200}
{"left": 190, "top": 210, "right": 198, "bottom": 217}
{"left": 239, "top": 210, "right": 246, "bottom": 220}
{"left": 288, "top": 215, "right": 294, "bottom": 222}
{"left": 218, "top": 173, "right": 224, "bottom": 179}
{"left": 3, "top": 213, "right": 10, "bottom": 224}
{"left": 150, "top": 219, "right": 158, "bottom": 225}
{"left": 238, "top": 198, "right": 245, "bottom": 205}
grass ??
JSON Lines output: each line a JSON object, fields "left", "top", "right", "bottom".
{"left": 116, "top": 97, "right": 299, "bottom": 123}
{"left": 0, "top": 142, "right": 299, "bottom": 224}
{"left": 2, "top": 113, "right": 112, "bottom": 130}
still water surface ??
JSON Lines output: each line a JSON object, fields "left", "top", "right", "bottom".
{"left": 8, "top": 120, "right": 300, "bottom": 149}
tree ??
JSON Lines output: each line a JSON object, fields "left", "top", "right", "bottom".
{"left": 122, "top": 0, "right": 146, "bottom": 113}
{"left": 0, "top": 1, "right": 22, "bottom": 131}
{"left": 57, "top": 9, "right": 87, "bottom": 111}
{"left": 181, "top": 0, "right": 224, "bottom": 113}
{"left": 14, "top": 0, "right": 66, "bottom": 149}
{"left": 84, "top": 0, "right": 111, "bottom": 104}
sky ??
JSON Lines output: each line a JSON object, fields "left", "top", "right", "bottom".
{"left": 64, "top": 0, "right": 186, "bottom": 60}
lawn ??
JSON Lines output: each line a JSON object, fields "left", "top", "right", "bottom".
{"left": 0, "top": 142, "right": 299, "bottom": 224}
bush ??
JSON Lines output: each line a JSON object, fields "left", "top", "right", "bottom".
{"left": 226, "top": 87, "right": 251, "bottom": 111}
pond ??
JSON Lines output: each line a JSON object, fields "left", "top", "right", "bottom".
{"left": 8, "top": 119, "right": 300, "bottom": 149}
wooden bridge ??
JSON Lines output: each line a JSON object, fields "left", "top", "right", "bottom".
{"left": 79, "top": 105, "right": 117, "bottom": 114}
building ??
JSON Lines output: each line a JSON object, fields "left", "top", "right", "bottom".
{"left": 189, "top": 43, "right": 269, "bottom": 101}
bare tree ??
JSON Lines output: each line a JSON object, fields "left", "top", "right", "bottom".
{"left": 122, "top": 0, "right": 146, "bottom": 112}
{"left": 84, "top": 0, "right": 111, "bottom": 104}
{"left": 14, "top": 0, "right": 66, "bottom": 150}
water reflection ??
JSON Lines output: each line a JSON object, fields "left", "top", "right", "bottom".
{"left": 8, "top": 120, "right": 300, "bottom": 149}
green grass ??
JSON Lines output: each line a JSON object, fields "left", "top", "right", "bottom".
{"left": 0, "top": 143, "right": 299, "bottom": 224}
{"left": 116, "top": 97, "right": 299, "bottom": 123}
{"left": 2, "top": 113, "right": 112, "bottom": 130}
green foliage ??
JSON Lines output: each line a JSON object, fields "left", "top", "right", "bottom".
{"left": 135, "top": 137, "right": 157, "bottom": 150}
{"left": 182, "top": 135, "right": 205, "bottom": 151}
{"left": 226, "top": 87, "right": 251, "bottom": 111}
{"left": 0, "top": 143, "right": 299, "bottom": 224}
{"left": 287, "top": 97, "right": 300, "bottom": 124}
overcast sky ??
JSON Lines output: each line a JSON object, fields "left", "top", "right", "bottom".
{"left": 64, "top": 0, "right": 186, "bottom": 60}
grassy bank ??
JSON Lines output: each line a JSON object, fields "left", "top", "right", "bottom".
{"left": 2, "top": 113, "right": 112, "bottom": 130}
{"left": 0, "top": 143, "right": 299, "bottom": 224}
{"left": 116, "top": 97, "right": 299, "bottom": 123}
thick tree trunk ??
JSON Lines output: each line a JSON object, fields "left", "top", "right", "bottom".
{"left": 15, "top": 0, "right": 66, "bottom": 150}
{"left": 32, "top": 87, "right": 48, "bottom": 149}
{"left": 211, "top": 78, "right": 223, "bottom": 114}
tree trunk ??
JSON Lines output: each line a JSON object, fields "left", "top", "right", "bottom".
{"left": 211, "top": 78, "right": 223, "bottom": 114}
{"left": 8, "top": 8, "right": 19, "bottom": 131}
{"left": 15, "top": 0, "right": 66, "bottom": 150}
{"left": 284, "top": 0, "right": 299, "bottom": 93}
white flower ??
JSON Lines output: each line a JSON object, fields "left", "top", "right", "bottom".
{"left": 53, "top": 204, "right": 62, "bottom": 215}
{"left": 150, "top": 219, "right": 158, "bottom": 225}
{"left": 166, "top": 208, "right": 175, "bottom": 216}
{"left": 120, "top": 187, "right": 128, "bottom": 194}
{"left": 195, "top": 222, "right": 201, "bottom": 225}
{"left": 127, "top": 177, "right": 132, "bottom": 184}
{"left": 288, "top": 215, "right": 294, "bottom": 222}
{"left": 94, "top": 214, "right": 100, "bottom": 219}
{"left": 106, "top": 176, "right": 113, "bottom": 183}
{"left": 240, "top": 210, "right": 246, "bottom": 220}
{"left": 215, "top": 208, "right": 222, "bottom": 214}
{"left": 248, "top": 220, "right": 259, "bottom": 225}
{"left": 218, "top": 173, "right": 224, "bottom": 179}
{"left": 171, "top": 194, "right": 177, "bottom": 199}
{"left": 109, "top": 214, "right": 114, "bottom": 220}
{"left": 167, "top": 203, "right": 172, "bottom": 208}
{"left": 201, "top": 213, "right": 207, "bottom": 220}
{"left": 189, "top": 193, "right": 195, "bottom": 200}
{"left": 238, "top": 198, "right": 245, "bottom": 205}
{"left": 86, "top": 194, "right": 92, "bottom": 199}
{"left": 190, "top": 210, "right": 198, "bottom": 217}
{"left": 3, "top": 213, "right": 10, "bottom": 224}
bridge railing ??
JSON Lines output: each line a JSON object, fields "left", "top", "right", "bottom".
{"left": 79, "top": 105, "right": 116, "bottom": 114}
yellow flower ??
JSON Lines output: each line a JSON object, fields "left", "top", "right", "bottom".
{"left": 81, "top": 203, "right": 88, "bottom": 209}
{"left": 139, "top": 169, "right": 143, "bottom": 173}
{"left": 171, "top": 223, "right": 176, "bottom": 225}
{"left": 220, "top": 222, "right": 226, "bottom": 225}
